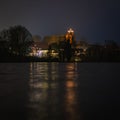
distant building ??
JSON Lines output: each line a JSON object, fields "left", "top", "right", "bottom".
{"left": 74, "top": 40, "right": 89, "bottom": 61}
{"left": 76, "top": 40, "right": 88, "bottom": 51}
{"left": 43, "top": 35, "right": 66, "bottom": 59}
{"left": 29, "top": 28, "right": 87, "bottom": 61}
{"left": 29, "top": 36, "right": 48, "bottom": 58}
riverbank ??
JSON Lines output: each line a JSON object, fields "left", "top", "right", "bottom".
{"left": 0, "top": 56, "right": 59, "bottom": 62}
{"left": 0, "top": 56, "right": 120, "bottom": 62}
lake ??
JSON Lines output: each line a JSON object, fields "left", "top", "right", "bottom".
{"left": 0, "top": 62, "right": 120, "bottom": 120}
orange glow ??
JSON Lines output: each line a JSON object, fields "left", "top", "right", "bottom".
{"left": 66, "top": 81, "right": 76, "bottom": 88}
{"left": 65, "top": 28, "right": 74, "bottom": 44}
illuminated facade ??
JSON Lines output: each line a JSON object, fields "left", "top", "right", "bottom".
{"left": 29, "top": 37, "right": 48, "bottom": 58}
{"left": 29, "top": 28, "right": 89, "bottom": 61}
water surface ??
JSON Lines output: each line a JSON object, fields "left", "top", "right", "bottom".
{"left": 0, "top": 63, "right": 120, "bottom": 120}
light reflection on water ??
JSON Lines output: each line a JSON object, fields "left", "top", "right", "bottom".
{"left": 27, "top": 63, "right": 120, "bottom": 120}
{"left": 28, "top": 62, "right": 79, "bottom": 120}
{"left": 1, "top": 63, "right": 120, "bottom": 120}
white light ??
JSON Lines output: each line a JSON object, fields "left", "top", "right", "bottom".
{"left": 68, "top": 28, "right": 74, "bottom": 33}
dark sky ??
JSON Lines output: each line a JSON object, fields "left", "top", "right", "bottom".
{"left": 0, "top": 0, "right": 120, "bottom": 44}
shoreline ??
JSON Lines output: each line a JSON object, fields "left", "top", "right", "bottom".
{"left": 0, "top": 56, "right": 120, "bottom": 63}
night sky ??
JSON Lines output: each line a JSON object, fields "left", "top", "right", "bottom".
{"left": 0, "top": 0, "right": 120, "bottom": 44}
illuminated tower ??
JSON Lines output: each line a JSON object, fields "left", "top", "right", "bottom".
{"left": 65, "top": 28, "right": 74, "bottom": 44}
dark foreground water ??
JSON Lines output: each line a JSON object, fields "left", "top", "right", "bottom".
{"left": 0, "top": 63, "right": 120, "bottom": 120}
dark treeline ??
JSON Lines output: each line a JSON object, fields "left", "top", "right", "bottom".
{"left": 0, "top": 25, "right": 33, "bottom": 61}
{"left": 83, "top": 40, "right": 120, "bottom": 62}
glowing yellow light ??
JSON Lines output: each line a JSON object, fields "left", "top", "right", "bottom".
{"left": 68, "top": 28, "right": 74, "bottom": 33}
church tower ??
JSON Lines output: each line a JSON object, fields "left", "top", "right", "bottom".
{"left": 65, "top": 28, "right": 74, "bottom": 44}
